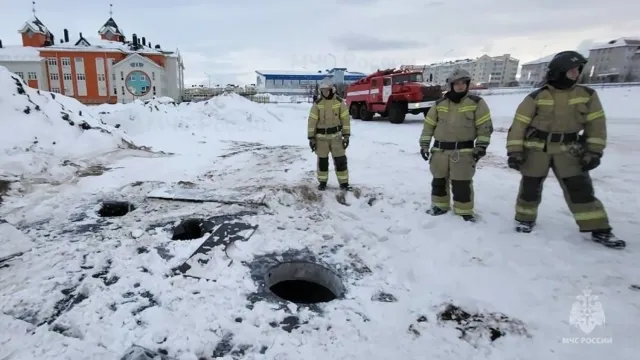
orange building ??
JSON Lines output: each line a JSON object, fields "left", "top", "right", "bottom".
{"left": 0, "top": 12, "right": 185, "bottom": 104}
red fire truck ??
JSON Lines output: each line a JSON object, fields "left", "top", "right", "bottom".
{"left": 345, "top": 68, "right": 442, "bottom": 124}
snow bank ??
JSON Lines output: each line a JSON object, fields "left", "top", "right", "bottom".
{"left": 0, "top": 66, "right": 136, "bottom": 183}
{"left": 92, "top": 93, "right": 286, "bottom": 136}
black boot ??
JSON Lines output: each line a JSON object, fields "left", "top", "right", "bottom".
{"left": 339, "top": 183, "right": 351, "bottom": 191}
{"left": 318, "top": 182, "right": 327, "bottom": 191}
{"left": 461, "top": 215, "right": 476, "bottom": 222}
{"left": 515, "top": 220, "right": 534, "bottom": 233}
{"left": 426, "top": 206, "right": 448, "bottom": 216}
{"left": 591, "top": 229, "right": 626, "bottom": 249}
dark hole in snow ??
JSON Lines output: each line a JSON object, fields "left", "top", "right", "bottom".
{"left": 171, "top": 218, "right": 204, "bottom": 240}
{"left": 97, "top": 201, "right": 135, "bottom": 217}
{"left": 266, "top": 261, "right": 344, "bottom": 304}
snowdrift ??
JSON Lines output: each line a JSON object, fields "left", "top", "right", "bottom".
{"left": 0, "top": 66, "right": 137, "bottom": 183}
{"left": 92, "top": 93, "right": 285, "bottom": 136}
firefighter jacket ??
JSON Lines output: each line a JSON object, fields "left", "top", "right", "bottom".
{"left": 419, "top": 94, "right": 493, "bottom": 150}
{"left": 307, "top": 96, "right": 350, "bottom": 139}
{"left": 506, "top": 85, "right": 606, "bottom": 155}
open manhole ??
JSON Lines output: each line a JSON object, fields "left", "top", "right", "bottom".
{"left": 172, "top": 218, "right": 204, "bottom": 240}
{"left": 265, "top": 261, "right": 345, "bottom": 304}
{"left": 98, "top": 201, "right": 135, "bottom": 217}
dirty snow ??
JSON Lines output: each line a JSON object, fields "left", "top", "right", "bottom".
{"left": 0, "top": 66, "right": 141, "bottom": 185}
{"left": 0, "top": 65, "right": 638, "bottom": 360}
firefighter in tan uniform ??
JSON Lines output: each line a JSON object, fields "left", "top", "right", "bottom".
{"left": 506, "top": 50, "right": 625, "bottom": 249}
{"left": 419, "top": 69, "right": 493, "bottom": 222}
{"left": 307, "top": 78, "right": 351, "bottom": 191}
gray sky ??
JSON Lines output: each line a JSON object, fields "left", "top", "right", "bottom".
{"left": 1, "top": 0, "right": 638, "bottom": 86}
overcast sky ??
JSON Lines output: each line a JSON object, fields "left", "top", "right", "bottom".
{"left": 0, "top": 0, "right": 638, "bottom": 86}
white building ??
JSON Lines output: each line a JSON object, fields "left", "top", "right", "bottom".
{"left": 407, "top": 53, "right": 519, "bottom": 87}
{"left": 520, "top": 53, "right": 558, "bottom": 87}
{"left": 585, "top": 37, "right": 640, "bottom": 82}
{"left": 0, "top": 14, "right": 185, "bottom": 104}
{"left": 254, "top": 68, "right": 367, "bottom": 95}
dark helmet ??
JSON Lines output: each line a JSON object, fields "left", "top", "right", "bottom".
{"left": 547, "top": 51, "right": 587, "bottom": 75}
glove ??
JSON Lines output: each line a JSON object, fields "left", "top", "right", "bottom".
{"left": 507, "top": 152, "right": 524, "bottom": 171}
{"left": 308, "top": 138, "right": 316, "bottom": 152}
{"left": 420, "top": 147, "right": 430, "bottom": 161}
{"left": 580, "top": 151, "right": 601, "bottom": 172}
{"left": 342, "top": 135, "right": 349, "bottom": 149}
{"left": 472, "top": 146, "right": 486, "bottom": 162}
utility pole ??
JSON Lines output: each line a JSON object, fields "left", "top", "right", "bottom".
{"left": 204, "top": 73, "right": 213, "bottom": 88}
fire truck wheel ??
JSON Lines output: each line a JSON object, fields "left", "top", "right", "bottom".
{"left": 388, "top": 102, "right": 406, "bottom": 124}
{"left": 359, "top": 106, "right": 374, "bottom": 121}
{"left": 350, "top": 103, "right": 361, "bottom": 119}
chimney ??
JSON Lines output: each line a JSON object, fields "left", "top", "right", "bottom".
{"left": 79, "top": 32, "right": 83, "bottom": 40}
{"left": 132, "top": 34, "right": 138, "bottom": 46}
{"left": 60, "top": 39, "right": 63, "bottom": 43}
{"left": 0, "top": 39, "right": 3, "bottom": 49}
{"left": 63, "top": 29, "right": 69, "bottom": 43}
{"left": 141, "top": 37, "right": 146, "bottom": 46}
{"left": 148, "top": 42, "right": 152, "bottom": 48}
{"left": 154, "top": 44, "right": 160, "bottom": 49}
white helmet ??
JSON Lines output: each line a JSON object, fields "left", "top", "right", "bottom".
{"left": 319, "top": 77, "right": 334, "bottom": 89}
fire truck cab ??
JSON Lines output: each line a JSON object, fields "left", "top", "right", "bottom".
{"left": 345, "top": 68, "right": 442, "bottom": 124}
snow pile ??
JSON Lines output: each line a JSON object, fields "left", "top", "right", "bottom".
{"left": 93, "top": 93, "right": 286, "bottom": 137}
{"left": 0, "top": 66, "right": 137, "bottom": 182}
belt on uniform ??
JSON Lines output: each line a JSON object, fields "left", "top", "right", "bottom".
{"left": 316, "top": 126, "right": 342, "bottom": 135}
{"left": 432, "top": 140, "right": 475, "bottom": 150}
{"left": 528, "top": 129, "right": 579, "bottom": 143}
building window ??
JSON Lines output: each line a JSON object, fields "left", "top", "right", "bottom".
{"left": 51, "top": 87, "right": 60, "bottom": 93}
{"left": 152, "top": 72, "right": 155, "bottom": 80}
{"left": 139, "top": 74, "right": 146, "bottom": 81}
{"left": 74, "top": 57, "right": 84, "bottom": 63}
{"left": 112, "top": 73, "right": 116, "bottom": 81}
{"left": 50, "top": 73, "right": 59, "bottom": 80}
{"left": 153, "top": 86, "right": 156, "bottom": 95}
{"left": 98, "top": 74, "right": 106, "bottom": 81}
{"left": 61, "top": 58, "right": 71, "bottom": 66}
{"left": 15, "top": 72, "right": 24, "bottom": 79}
{"left": 113, "top": 87, "right": 117, "bottom": 94}
{"left": 47, "top": 58, "right": 57, "bottom": 66}
{"left": 63, "top": 73, "right": 72, "bottom": 81}
{"left": 120, "top": 71, "right": 124, "bottom": 80}
{"left": 121, "top": 86, "right": 125, "bottom": 95}
{"left": 77, "top": 73, "right": 86, "bottom": 81}
{"left": 27, "top": 72, "right": 37, "bottom": 80}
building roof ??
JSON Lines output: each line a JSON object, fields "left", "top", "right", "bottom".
{"left": 45, "top": 36, "right": 163, "bottom": 55}
{"left": 98, "top": 17, "right": 124, "bottom": 36}
{"left": 0, "top": 45, "right": 43, "bottom": 61}
{"left": 589, "top": 37, "right": 640, "bottom": 50}
{"left": 255, "top": 69, "right": 366, "bottom": 77}
{"left": 18, "top": 15, "right": 49, "bottom": 35}
{"left": 522, "top": 53, "right": 557, "bottom": 66}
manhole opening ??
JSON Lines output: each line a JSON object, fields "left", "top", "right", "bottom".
{"left": 97, "top": 201, "right": 135, "bottom": 217}
{"left": 172, "top": 218, "right": 204, "bottom": 240}
{"left": 265, "top": 261, "right": 344, "bottom": 304}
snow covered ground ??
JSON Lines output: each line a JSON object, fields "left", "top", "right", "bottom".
{"left": 1, "top": 65, "right": 639, "bottom": 359}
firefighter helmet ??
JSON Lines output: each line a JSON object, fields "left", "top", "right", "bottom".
{"left": 548, "top": 51, "right": 587, "bottom": 74}
{"left": 319, "top": 78, "right": 334, "bottom": 89}
{"left": 447, "top": 68, "right": 471, "bottom": 83}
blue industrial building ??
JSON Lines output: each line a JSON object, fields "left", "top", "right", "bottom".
{"left": 255, "top": 68, "right": 367, "bottom": 94}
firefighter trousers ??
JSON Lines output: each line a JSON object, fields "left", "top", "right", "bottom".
{"left": 429, "top": 150, "right": 476, "bottom": 215}
{"left": 315, "top": 135, "right": 348, "bottom": 185}
{"left": 515, "top": 150, "right": 610, "bottom": 232}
